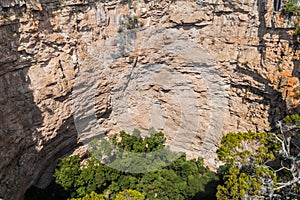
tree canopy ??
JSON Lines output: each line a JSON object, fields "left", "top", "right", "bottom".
{"left": 26, "top": 130, "right": 219, "bottom": 200}
{"left": 26, "top": 114, "right": 300, "bottom": 200}
{"left": 216, "top": 115, "right": 300, "bottom": 199}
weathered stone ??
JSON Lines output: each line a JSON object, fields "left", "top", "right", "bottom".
{"left": 0, "top": 0, "right": 300, "bottom": 199}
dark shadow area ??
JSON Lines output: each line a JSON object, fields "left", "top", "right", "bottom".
{"left": 24, "top": 117, "right": 79, "bottom": 200}
{"left": 257, "top": 0, "right": 268, "bottom": 63}
{"left": 292, "top": 58, "right": 300, "bottom": 114}
{"left": 292, "top": 59, "right": 300, "bottom": 79}
{"left": 274, "top": 0, "right": 282, "bottom": 11}
{"left": 192, "top": 179, "right": 219, "bottom": 200}
{"left": 0, "top": 5, "right": 41, "bottom": 199}
{"left": 290, "top": 104, "right": 300, "bottom": 115}
{"left": 232, "top": 65, "right": 287, "bottom": 127}
{"left": 292, "top": 60, "right": 300, "bottom": 76}
{"left": 24, "top": 181, "right": 68, "bottom": 200}
{"left": 0, "top": 2, "right": 79, "bottom": 200}
{"left": 0, "top": 66, "right": 43, "bottom": 200}
{"left": 34, "top": 116, "right": 79, "bottom": 187}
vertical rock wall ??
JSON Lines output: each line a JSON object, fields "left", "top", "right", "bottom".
{"left": 0, "top": 0, "right": 299, "bottom": 199}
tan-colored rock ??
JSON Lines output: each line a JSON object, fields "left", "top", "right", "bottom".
{"left": 0, "top": 0, "right": 300, "bottom": 199}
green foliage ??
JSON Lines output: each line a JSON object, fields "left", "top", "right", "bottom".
{"left": 216, "top": 165, "right": 276, "bottom": 200}
{"left": 136, "top": 156, "right": 219, "bottom": 200}
{"left": 217, "top": 131, "right": 278, "bottom": 165}
{"left": 282, "top": 1, "right": 299, "bottom": 16}
{"left": 89, "top": 130, "right": 177, "bottom": 172}
{"left": 73, "top": 158, "right": 105, "bottom": 197}
{"left": 115, "top": 190, "right": 144, "bottom": 200}
{"left": 283, "top": 114, "right": 300, "bottom": 125}
{"left": 216, "top": 131, "right": 279, "bottom": 199}
{"left": 30, "top": 124, "right": 300, "bottom": 200}
{"left": 70, "top": 191, "right": 106, "bottom": 200}
{"left": 216, "top": 124, "right": 300, "bottom": 199}
{"left": 47, "top": 130, "right": 219, "bottom": 199}
{"left": 110, "top": 130, "right": 165, "bottom": 153}
{"left": 54, "top": 155, "right": 81, "bottom": 196}
{"left": 295, "top": 22, "right": 300, "bottom": 36}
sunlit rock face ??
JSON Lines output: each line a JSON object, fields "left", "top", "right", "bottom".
{"left": 0, "top": 0, "right": 299, "bottom": 199}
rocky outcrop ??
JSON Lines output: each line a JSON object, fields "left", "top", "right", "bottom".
{"left": 0, "top": 0, "right": 299, "bottom": 199}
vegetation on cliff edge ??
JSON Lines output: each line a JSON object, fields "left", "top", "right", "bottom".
{"left": 25, "top": 114, "right": 300, "bottom": 199}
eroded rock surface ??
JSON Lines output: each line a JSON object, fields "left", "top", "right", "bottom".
{"left": 0, "top": 0, "right": 299, "bottom": 199}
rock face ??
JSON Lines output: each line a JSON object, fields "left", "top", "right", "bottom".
{"left": 0, "top": 0, "right": 299, "bottom": 199}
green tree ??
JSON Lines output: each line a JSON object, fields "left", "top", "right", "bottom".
{"left": 216, "top": 131, "right": 279, "bottom": 199}
{"left": 39, "top": 130, "right": 219, "bottom": 199}
{"left": 74, "top": 158, "right": 106, "bottom": 197}
{"left": 282, "top": 1, "right": 299, "bottom": 16}
{"left": 54, "top": 155, "right": 81, "bottom": 197}
{"left": 216, "top": 118, "right": 300, "bottom": 200}
{"left": 115, "top": 190, "right": 144, "bottom": 200}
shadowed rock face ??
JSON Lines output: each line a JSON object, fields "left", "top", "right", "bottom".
{"left": 0, "top": 0, "right": 299, "bottom": 199}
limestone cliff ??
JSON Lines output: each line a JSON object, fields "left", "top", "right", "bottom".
{"left": 0, "top": 0, "right": 299, "bottom": 199}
